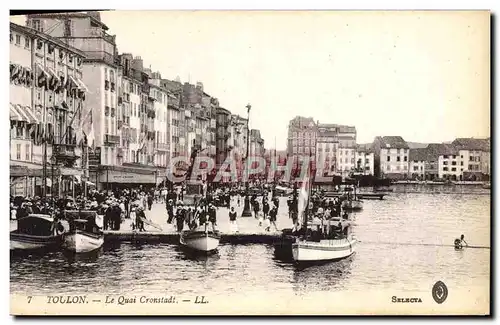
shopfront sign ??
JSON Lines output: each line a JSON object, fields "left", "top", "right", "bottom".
{"left": 100, "top": 170, "right": 155, "bottom": 184}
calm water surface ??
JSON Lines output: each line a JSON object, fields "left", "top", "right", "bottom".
{"left": 11, "top": 191, "right": 490, "bottom": 296}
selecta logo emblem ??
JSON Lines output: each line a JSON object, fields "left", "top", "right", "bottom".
{"left": 432, "top": 281, "right": 448, "bottom": 304}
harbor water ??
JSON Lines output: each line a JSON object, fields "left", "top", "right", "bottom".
{"left": 11, "top": 188, "right": 490, "bottom": 297}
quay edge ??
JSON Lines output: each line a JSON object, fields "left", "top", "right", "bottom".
{"left": 103, "top": 231, "right": 281, "bottom": 245}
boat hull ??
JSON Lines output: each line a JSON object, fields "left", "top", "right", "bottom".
{"left": 10, "top": 232, "right": 62, "bottom": 251}
{"left": 292, "top": 237, "right": 357, "bottom": 262}
{"left": 180, "top": 231, "right": 220, "bottom": 253}
{"left": 63, "top": 230, "right": 104, "bottom": 253}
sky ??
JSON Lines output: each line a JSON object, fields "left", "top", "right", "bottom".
{"left": 10, "top": 11, "right": 490, "bottom": 149}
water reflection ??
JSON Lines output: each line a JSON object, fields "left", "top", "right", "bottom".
{"left": 10, "top": 193, "right": 490, "bottom": 297}
{"left": 291, "top": 254, "right": 355, "bottom": 293}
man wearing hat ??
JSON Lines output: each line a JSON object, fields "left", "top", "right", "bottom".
{"left": 135, "top": 206, "right": 146, "bottom": 232}
{"left": 208, "top": 203, "right": 217, "bottom": 232}
{"left": 175, "top": 202, "right": 186, "bottom": 232}
{"left": 166, "top": 199, "right": 175, "bottom": 224}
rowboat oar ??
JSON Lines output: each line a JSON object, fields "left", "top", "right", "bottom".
{"left": 357, "top": 241, "right": 490, "bottom": 249}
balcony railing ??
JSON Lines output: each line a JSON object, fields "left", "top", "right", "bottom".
{"left": 104, "top": 134, "right": 120, "bottom": 144}
{"left": 52, "top": 143, "right": 79, "bottom": 166}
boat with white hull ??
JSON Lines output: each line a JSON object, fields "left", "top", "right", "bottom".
{"left": 63, "top": 229, "right": 104, "bottom": 253}
{"left": 292, "top": 234, "right": 357, "bottom": 262}
{"left": 63, "top": 211, "right": 104, "bottom": 253}
{"left": 180, "top": 230, "right": 221, "bottom": 253}
{"left": 10, "top": 214, "right": 64, "bottom": 251}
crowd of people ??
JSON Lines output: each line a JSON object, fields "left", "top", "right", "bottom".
{"left": 10, "top": 182, "right": 355, "bottom": 236}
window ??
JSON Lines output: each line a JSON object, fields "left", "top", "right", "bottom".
{"left": 461, "top": 161, "right": 464, "bottom": 166}
{"left": 451, "top": 161, "right": 457, "bottom": 166}
{"left": 387, "top": 156, "right": 390, "bottom": 162}
{"left": 404, "top": 156, "right": 408, "bottom": 162}
{"left": 414, "top": 166, "right": 419, "bottom": 171}
{"left": 443, "top": 167, "right": 448, "bottom": 171}
{"left": 397, "top": 156, "right": 401, "bottom": 162}
{"left": 460, "top": 155, "right": 463, "bottom": 159}
{"left": 396, "top": 165, "right": 400, "bottom": 171}
{"left": 24, "top": 37, "right": 30, "bottom": 49}
{"left": 16, "top": 144, "right": 21, "bottom": 160}
{"left": 32, "top": 19, "right": 43, "bottom": 32}
{"left": 469, "top": 156, "right": 474, "bottom": 161}
{"left": 10, "top": 33, "right": 13, "bottom": 43}
{"left": 16, "top": 124, "right": 23, "bottom": 138}
{"left": 103, "top": 147, "right": 108, "bottom": 165}
{"left": 451, "top": 167, "right": 456, "bottom": 172}
{"left": 443, "top": 155, "right": 448, "bottom": 159}
{"left": 25, "top": 144, "right": 30, "bottom": 161}
{"left": 15, "top": 34, "right": 21, "bottom": 45}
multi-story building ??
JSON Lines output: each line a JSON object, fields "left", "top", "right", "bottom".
{"left": 287, "top": 116, "right": 317, "bottom": 157}
{"left": 10, "top": 22, "right": 87, "bottom": 197}
{"left": 215, "top": 107, "right": 231, "bottom": 167}
{"left": 409, "top": 148, "right": 427, "bottom": 179}
{"left": 146, "top": 71, "right": 169, "bottom": 170}
{"left": 250, "top": 129, "right": 265, "bottom": 157}
{"left": 314, "top": 123, "right": 357, "bottom": 176}
{"left": 371, "top": 136, "right": 410, "bottom": 179}
{"left": 354, "top": 146, "right": 375, "bottom": 176}
{"left": 26, "top": 12, "right": 150, "bottom": 189}
{"left": 423, "top": 144, "right": 440, "bottom": 180}
{"left": 452, "top": 138, "right": 490, "bottom": 181}
{"left": 315, "top": 124, "right": 338, "bottom": 176}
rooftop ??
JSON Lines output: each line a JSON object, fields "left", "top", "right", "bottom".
{"left": 409, "top": 148, "right": 429, "bottom": 161}
{"left": 376, "top": 136, "right": 409, "bottom": 149}
{"left": 452, "top": 138, "right": 490, "bottom": 151}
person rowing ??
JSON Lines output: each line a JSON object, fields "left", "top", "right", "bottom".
{"left": 454, "top": 234, "right": 468, "bottom": 249}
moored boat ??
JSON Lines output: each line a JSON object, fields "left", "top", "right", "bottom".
{"left": 10, "top": 214, "right": 65, "bottom": 251}
{"left": 180, "top": 229, "right": 221, "bottom": 253}
{"left": 62, "top": 210, "right": 104, "bottom": 253}
{"left": 292, "top": 219, "right": 357, "bottom": 263}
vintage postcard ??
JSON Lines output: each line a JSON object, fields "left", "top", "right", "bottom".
{"left": 9, "top": 10, "right": 490, "bottom": 315}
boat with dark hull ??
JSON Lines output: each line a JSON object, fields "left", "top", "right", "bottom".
{"left": 10, "top": 214, "right": 65, "bottom": 251}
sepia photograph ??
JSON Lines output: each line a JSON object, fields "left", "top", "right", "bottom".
{"left": 8, "top": 9, "right": 491, "bottom": 315}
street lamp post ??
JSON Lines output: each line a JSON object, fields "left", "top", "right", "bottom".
{"left": 241, "top": 103, "right": 253, "bottom": 217}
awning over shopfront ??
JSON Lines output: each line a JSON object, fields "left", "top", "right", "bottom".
{"left": 10, "top": 103, "right": 25, "bottom": 122}
{"left": 15, "top": 104, "right": 31, "bottom": 122}
{"left": 75, "top": 77, "right": 89, "bottom": 93}
{"left": 20, "top": 106, "right": 39, "bottom": 124}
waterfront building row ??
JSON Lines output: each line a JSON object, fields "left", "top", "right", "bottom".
{"left": 10, "top": 12, "right": 265, "bottom": 195}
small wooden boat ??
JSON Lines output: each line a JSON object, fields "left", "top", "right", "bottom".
{"left": 180, "top": 229, "right": 221, "bottom": 253}
{"left": 292, "top": 220, "right": 357, "bottom": 263}
{"left": 62, "top": 210, "right": 104, "bottom": 253}
{"left": 10, "top": 214, "right": 65, "bottom": 251}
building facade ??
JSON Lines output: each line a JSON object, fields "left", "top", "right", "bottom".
{"left": 10, "top": 22, "right": 87, "bottom": 197}
{"left": 452, "top": 138, "right": 490, "bottom": 180}
{"left": 354, "top": 146, "right": 375, "bottom": 176}
{"left": 371, "top": 136, "right": 410, "bottom": 179}
{"left": 408, "top": 148, "right": 427, "bottom": 179}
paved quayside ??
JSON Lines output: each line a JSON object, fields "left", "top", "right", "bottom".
{"left": 104, "top": 196, "right": 294, "bottom": 244}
